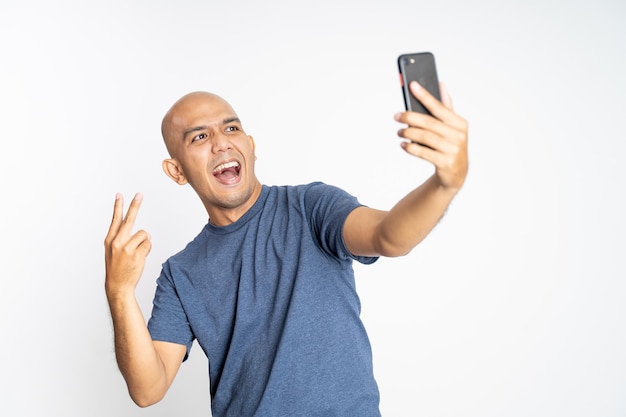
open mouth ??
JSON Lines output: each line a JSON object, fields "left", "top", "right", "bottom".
{"left": 212, "top": 160, "right": 241, "bottom": 183}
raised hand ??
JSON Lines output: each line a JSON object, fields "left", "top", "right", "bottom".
{"left": 104, "top": 193, "right": 152, "bottom": 297}
{"left": 395, "top": 81, "right": 469, "bottom": 193}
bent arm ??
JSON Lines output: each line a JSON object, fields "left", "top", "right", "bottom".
{"left": 104, "top": 193, "right": 185, "bottom": 406}
{"left": 344, "top": 174, "right": 456, "bottom": 257}
{"left": 107, "top": 291, "right": 186, "bottom": 407}
{"left": 344, "top": 81, "right": 468, "bottom": 258}
{"left": 108, "top": 292, "right": 186, "bottom": 407}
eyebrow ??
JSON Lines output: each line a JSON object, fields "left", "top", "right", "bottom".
{"left": 182, "top": 117, "right": 241, "bottom": 141}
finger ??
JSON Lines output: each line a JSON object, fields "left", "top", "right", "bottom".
{"left": 137, "top": 235, "right": 153, "bottom": 258}
{"left": 122, "top": 193, "right": 144, "bottom": 229}
{"left": 395, "top": 111, "right": 460, "bottom": 141}
{"left": 127, "top": 230, "right": 152, "bottom": 256}
{"left": 440, "top": 82, "right": 453, "bottom": 111}
{"left": 397, "top": 127, "right": 456, "bottom": 154}
{"left": 410, "top": 81, "right": 466, "bottom": 131}
{"left": 105, "top": 193, "right": 124, "bottom": 245}
{"left": 400, "top": 141, "right": 444, "bottom": 166}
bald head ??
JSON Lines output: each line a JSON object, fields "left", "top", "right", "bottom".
{"left": 161, "top": 91, "right": 239, "bottom": 157}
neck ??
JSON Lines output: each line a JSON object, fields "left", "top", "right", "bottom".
{"left": 204, "top": 180, "right": 263, "bottom": 227}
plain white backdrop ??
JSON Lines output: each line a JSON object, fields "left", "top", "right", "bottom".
{"left": 1, "top": 0, "right": 625, "bottom": 416}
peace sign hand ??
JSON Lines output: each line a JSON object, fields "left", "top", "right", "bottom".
{"left": 104, "top": 193, "right": 152, "bottom": 298}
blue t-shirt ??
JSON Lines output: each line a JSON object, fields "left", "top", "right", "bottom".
{"left": 147, "top": 183, "right": 381, "bottom": 416}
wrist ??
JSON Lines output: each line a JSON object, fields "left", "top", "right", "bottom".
{"left": 431, "top": 174, "right": 463, "bottom": 197}
{"left": 105, "top": 282, "right": 137, "bottom": 306}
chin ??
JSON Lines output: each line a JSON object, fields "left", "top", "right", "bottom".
{"left": 215, "top": 186, "right": 254, "bottom": 209}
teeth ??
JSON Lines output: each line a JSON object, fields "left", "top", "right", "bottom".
{"left": 212, "top": 161, "right": 240, "bottom": 174}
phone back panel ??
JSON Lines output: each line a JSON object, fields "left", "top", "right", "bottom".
{"left": 398, "top": 52, "right": 441, "bottom": 115}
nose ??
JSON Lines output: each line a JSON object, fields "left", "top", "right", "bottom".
{"left": 211, "top": 131, "right": 232, "bottom": 154}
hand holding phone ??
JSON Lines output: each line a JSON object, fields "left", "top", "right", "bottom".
{"left": 395, "top": 52, "right": 469, "bottom": 192}
{"left": 398, "top": 52, "right": 441, "bottom": 115}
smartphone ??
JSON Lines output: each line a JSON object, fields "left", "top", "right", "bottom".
{"left": 397, "top": 52, "right": 441, "bottom": 115}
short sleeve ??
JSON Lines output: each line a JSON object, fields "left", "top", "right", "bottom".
{"left": 303, "top": 182, "right": 378, "bottom": 265}
{"left": 147, "top": 263, "right": 195, "bottom": 360}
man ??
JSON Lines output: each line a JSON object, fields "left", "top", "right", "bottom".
{"left": 104, "top": 81, "right": 468, "bottom": 416}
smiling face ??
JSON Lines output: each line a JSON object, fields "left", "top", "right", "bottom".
{"left": 161, "top": 92, "right": 262, "bottom": 226}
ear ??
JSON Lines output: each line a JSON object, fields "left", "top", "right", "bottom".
{"left": 162, "top": 158, "right": 188, "bottom": 185}
{"left": 249, "top": 135, "right": 257, "bottom": 160}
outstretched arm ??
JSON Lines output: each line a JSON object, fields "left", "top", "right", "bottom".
{"left": 344, "top": 81, "right": 468, "bottom": 257}
{"left": 104, "top": 193, "right": 186, "bottom": 407}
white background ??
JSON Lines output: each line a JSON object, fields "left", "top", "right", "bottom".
{"left": 1, "top": 0, "right": 625, "bottom": 416}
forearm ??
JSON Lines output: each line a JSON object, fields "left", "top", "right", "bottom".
{"left": 107, "top": 291, "right": 169, "bottom": 407}
{"left": 375, "top": 174, "right": 457, "bottom": 256}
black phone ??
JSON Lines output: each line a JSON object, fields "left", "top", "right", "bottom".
{"left": 397, "top": 52, "right": 441, "bottom": 115}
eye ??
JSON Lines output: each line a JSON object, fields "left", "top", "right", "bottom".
{"left": 192, "top": 133, "right": 207, "bottom": 142}
{"left": 225, "top": 125, "right": 239, "bottom": 132}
